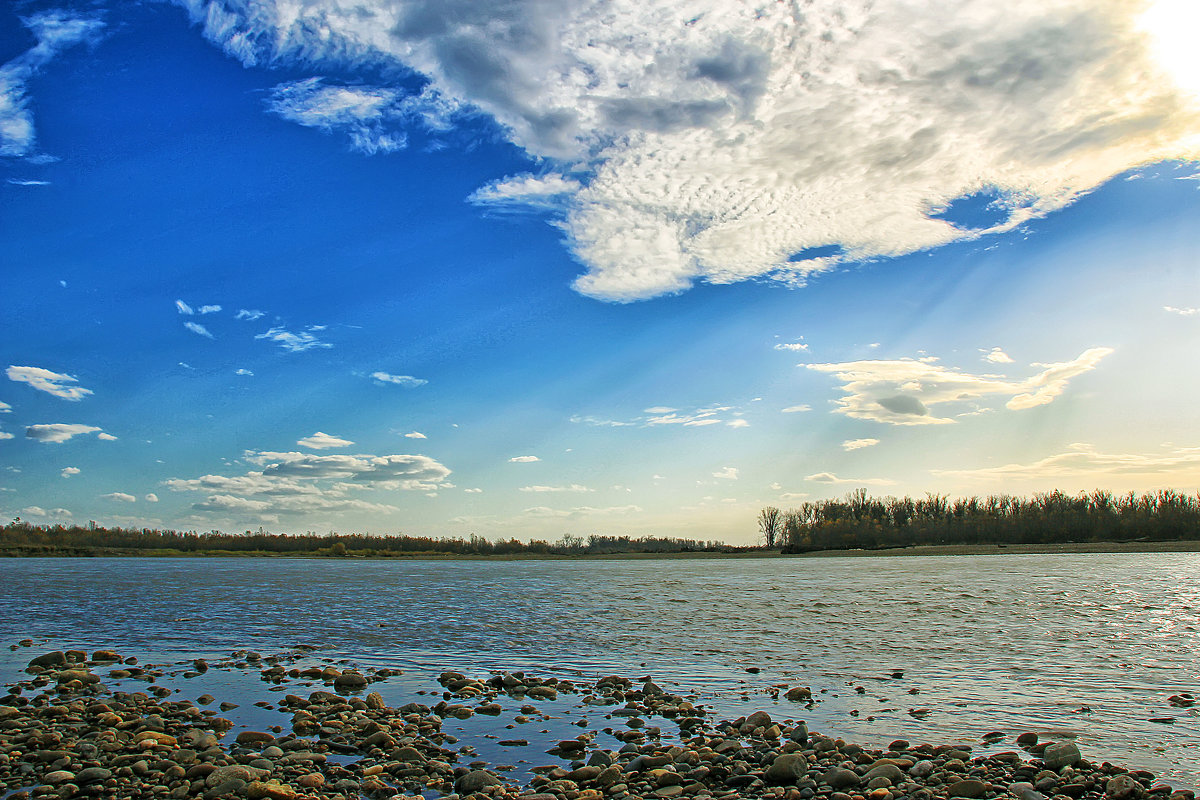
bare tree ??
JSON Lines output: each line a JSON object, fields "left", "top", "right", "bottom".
{"left": 758, "top": 506, "right": 783, "bottom": 548}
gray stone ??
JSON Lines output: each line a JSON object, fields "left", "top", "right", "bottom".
{"left": 1009, "top": 782, "right": 1047, "bottom": 800}
{"left": 455, "top": 770, "right": 502, "bottom": 793}
{"left": 765, "top": 754, "right": 809, "bottom": 784}
{"left": 74, "top": 767, "right": 111, "bottom": 785}
{"left": 909, "top": 760, "right": 936, "bottom": 778}
{"left": 1042, "top": 742, "right": 1082, "bottom": 770}
{"left": 745, "top": 710, "right": 773, "bottom": 728}
{"left": 945, "top": 779, "right": 988, "bottom": 798}
{"left": 588, "top": 751, "right": 614, "bottom": 767}
{"left": 823, "top": 768, "right": 861, "bottom": 789}
{"left": 863, "top": 764, "right": 905, "bottom": 783}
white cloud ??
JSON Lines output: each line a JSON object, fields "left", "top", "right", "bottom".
{"left": 25, "top": 423, "right": 103, "bottom": 443}
{"left": 805, "top": 472, "right": 896, "bottom": 486}
{"left": 774, "top": 342, "right": 810, "bottom": 352}
{"left": 519, "top": 484, "right": 593, "bottom": 493}
{"left": 199, "top": 304, "right": 221, "bottom": 314}
{"left": 166, "top": 448, "right": 452, "bottom": 518}
{"left": 0, "top": 10, "right": 104, "bottom": 157}
{"left": 235, "top": 368, "right": 253, "bottom": 376}
{"left": 469, "top": 173, "right": 582, "bottom": 211}
{"left": 370, "top": 371, "right": 427, "bottom": 387}
{"left": 145, "top": 493, "right": 159, "bottom": 502}
{"left": 713, "top": 466, "right": 739, "bottom": 480}
{"left": 0, "top": 401, "right": 11, "bottom": 412}
{"left": 8, "top": 178, "right": 50, "bottom": 186}
{"left": 297, "top": 431, "right": 355, "bottom": 450}
{"left": 404, "top": 431, "right": 427, "bottom": 439}
{"left": 463, "top": 487, "right": 483, "bottom": 494}
{"left": 180, "top": 0, "right": 1198, "bottom": 302}
{"left": 175, "top": 299, "right": 194, "bottom": 315}
{"left": 60, "top": 466, "right": 80, "bottom": 478}
{"left": 983, "top": 347, "right": 1015, "bottom": 363}
{"left": 97, "top": 432, "right": 117, "bottom": 441}
{"left": 842, "top": 438, "right": 880, "bottom": 451}
{"left": 781, "top": 404, "right": 812, "bottom": 413}
{"left": 0, "top": 431, "right": 14, "bottom": 440}
{"left": 727, "top": 418, "right": 750, "bottom": 428}
{"left": 1164, "top": 305, "right": 1199, "bottom": 316}
{"left": 266, "top": 78, "right": 417, "bottom": 154}
{"left": 184, "top": 321, "right": 214, "bottom": 339}
{"left": 575, "top": 403, "right": 739, "bottom": 428}
{"left": 509, "top": 455, "right": 540, "bottom": 463}
{"left": 19, "top": 506, "right": 46, "bottom": 517}
{"left": 807, "top": 347, "right": 1113, "bottom": 425}
{"left": 780, "top": 492, "right": 810, "bottom": 501}
{"left": 236, "top": 309, "right": 265, "bottom": 321}
{"left": 523, "top": 504, "right": 643, "bottom": 519}
{"left": 644, "top": 407, "right": 677, "bottom": 414}
{"left": 7, "top": 365, "right": 93, "bottom": 401}
{"left": 933, "top": 443, "right": 1200, "bottom": 488}
{"left": 256, "top": 326, "right": 331, "bottom": 352}
{"left": 102, "top": 492, "right": 137, "bottom": 503}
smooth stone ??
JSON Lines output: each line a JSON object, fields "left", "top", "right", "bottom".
{"left": 945, "top": 779, "right": 988, "bottom": 798}
{"left": 455, "top": 770, "right": 502, "bottom": 793}
{"left": 765, "top": 754, "right": 809, "bottom": 784}
{"left": 1042, "top": 742, "right": 1082, "bottom": 770}
{"left": 824, "top": 768, "right": 861, "bottom": 789}
{"left": 74, "top": 767, "right": 112, "bottom": 785}
{"left": 42, "top": 770, "right": 75, "bottom": 785}
{"left": 745, "top": 710, "right": 773, "bottom": 728}
{"left": 864, "top": 765, "right": 905, "bottom": 783}
{"left": 909, "top": 761, "right": 936, "bottom": 778}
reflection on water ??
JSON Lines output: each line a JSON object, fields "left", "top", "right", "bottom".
{"left": 1, "top": 554, "right": 1197, "bottom": 786}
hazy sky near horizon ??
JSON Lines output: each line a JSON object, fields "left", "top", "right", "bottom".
{"left": 2, "top": 0, "right": 1199, "bottom": 544}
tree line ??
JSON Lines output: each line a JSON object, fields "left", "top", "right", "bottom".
{"left": 0, "top": 520, "right": 734, "bottom": 557}
{"left": 758, "top": 488, "right": 1200, "bottom": 552}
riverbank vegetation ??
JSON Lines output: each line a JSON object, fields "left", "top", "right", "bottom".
{"left": 0, "top": 521, "right": 737, "bottom": 558}
{"left": 761, "top": 488, "right": 1200, "bottom": 553}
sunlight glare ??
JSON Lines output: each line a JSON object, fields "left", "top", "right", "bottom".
{"left": 1140, "top": 0, "right": 1200, "bottom": 98}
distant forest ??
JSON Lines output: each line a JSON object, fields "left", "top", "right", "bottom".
{"left": 0, "top": 521, "right": 736, "bottom": 558}
{"left": 759, "top": 488, "right": 1200, "bottom": 552}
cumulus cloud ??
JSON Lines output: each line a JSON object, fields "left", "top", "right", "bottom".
{"left": 235, "top": 368, "right": 253, "bottom": 376}
{"left": 199, "top": 304, "right": 221, "bottom": 314}
{"left": 7, "top": 365, "right": 92, "bottom": 401}
{"left": 145, "top": 493, "right": 159, "bottom": 502}
{"left": 842, "top": 438, "right": 880, "bottom": 451}
{"left": 726, "top": 418, "right": 749, "bottom": 428}
{"left": 0, "top": 401, "right": 11, "bottom": 412}
{"left": 97, "top": 432, "right": 117, "bottom": 441}
{"left": 806, "top": 347, "right": 1113, "bottom": 425}
{"left": 102, "top": 492, "right": 137, "bottom": 502}
{"left": 519, "top": 484, "right": 593, "bottom": 493}
{"left": 508, "top": 455, "right": 540, "bottom": 463}
{"left": 774, "top": 342, "right": 809, "bottom": 352}
{"left": 60, "top": 466, "right": 80, "bottom": 477}
{"left": 463, "top": 487, "right": 483, "bottom": 493}
{"left": 404, "top": 431, "right": 427, "bottom": 439}
{"left": 297, "top": 431, "right": 354, "bottom": 449}
{"left": 25, "top": 423, "right": 104, "bottom": 443}
{"left": 933, "top": 443, "right": 1200, "bottom": 488}
{"left": 805, "top": 472, "right": 896, "bottom": 486}
{"left": 1, "top": 10, "right": 104, "bottom": 157}
{"left": 256, "top": 326, "right": 331, "bottom": 352}
{"left": 181, "top": 0, "right": 1200, "bottom": 301}
{"left": 983, "top": 347, "right": 1015, "bottom": 363}
{"left": 0, "top": 430, "right": 14, "bottom": 440}
{"left": 370, "top": 371, "right": 427, "bottom": 387}
{"left": 166, "top": 448, "right": 453, "bottom": 519}
{"left": 236, "top": 309, "right": 265, "bottom": 320}
{"left": 713, "top": 466, "right": 739, "bottom": 480}
{"left": 184, "top": 321, "right": 214, "bottom": 339}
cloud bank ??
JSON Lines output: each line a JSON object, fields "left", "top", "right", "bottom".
{"left": 179, "top": 0, "right": 1200, "bottom": 301}
{"left": 806, "top": 347, "right": 1113, "bottom": 425}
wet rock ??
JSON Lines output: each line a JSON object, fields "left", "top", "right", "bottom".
{"left": 1106, "top": 775, "right": 1145, "bottom": 800}
{"left": 945, "top": 779, "right": 988, "bottom": 798}
{"left": 863, "top": 764, "right": 905, "bottom": 783}
{"left": 26, "top": 651, "right": 67, "bottom": 671}
{"left": 235, "top": 731, "right": 276, "bottom": 747}
{"left": 909, "top": 760, "right": 936, "bottom": 779}
{"left": 455, "top": 770, "right": 502, "bottom": 793}
{"left": 1042, "top": 742, "right": 1082, "bottom": 770}
{"left": 823, "top": 768, "right": 861, "bottom": 789}
{"left": 333, "top": 671, "right": 368, "bottom": 691}
{"left": 1017, "top": 732, "right": 1039, "bottom": 746}
{"left": 765, "top": 754, "right": 809, "bottom": 784}
{"left": 74, "top": 767, "right": 112, "bottom": 785}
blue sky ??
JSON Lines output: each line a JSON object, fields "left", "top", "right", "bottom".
{"left": 2, "top": 0, "right": 1198, "bottom": 543}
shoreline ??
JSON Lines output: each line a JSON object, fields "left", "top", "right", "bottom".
{"left": 2, "top": 644, "right": 1196, "bottom": 799}
{"left": 2, "top": 540, "right": 1199, "bottom": 560}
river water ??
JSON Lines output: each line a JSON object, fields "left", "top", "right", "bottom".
{"left": 1, "top": 554, "right": 1197, "bottom": 788}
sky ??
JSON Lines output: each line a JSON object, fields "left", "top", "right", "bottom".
{"left": 1, "top": 0, "right": 1198, "bottom": 544}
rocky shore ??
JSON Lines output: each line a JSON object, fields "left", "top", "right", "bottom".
{"left": 0, "top": 644, "right": 1194, "bottom": 800}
